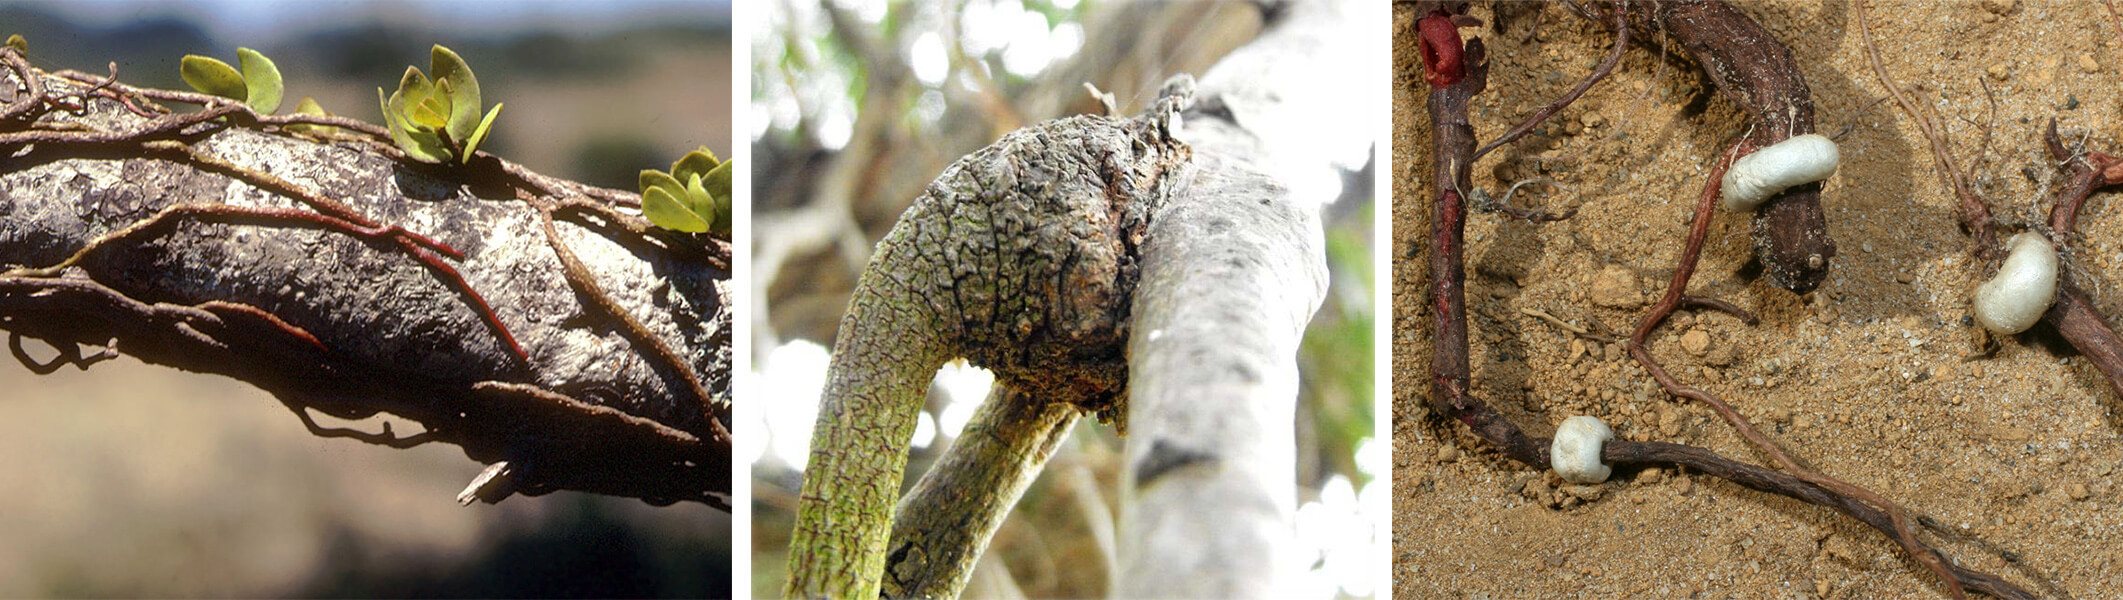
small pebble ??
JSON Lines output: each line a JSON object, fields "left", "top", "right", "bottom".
{"left": 1591, "top": 265, "right": 1644, "bottom": 308}
{"left": 2067, "top": 483, "right": 2091, "bottom": 501}
{"left": 1522, "top": 477, "right": 1552, "bottom": 501}
{"left": 1637, "top": 468, "right": 1666, "bottom": 484}
{"left": 1436, "top": 443, "right": 1460, "bottom": 463}
{"left": 1988, "top": 62, "right": 2010, "bottom": 80}
{"left": 1563, "top": 484, "right": 1605, "bottom": 502}
{"left": 1581, "top": 110, "right": 1605, "bottom": 128}
{"left": 1680, "top": 329, "right": 1711, "bottom": 356}
{"left": 2080, "top": 53, "right": 2102, "bottom": 74}
{"left": 1704, "top": 345, "right": 1737, "bottom": 367}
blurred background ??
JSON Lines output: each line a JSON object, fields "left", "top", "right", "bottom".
{"left": 747, "top": 1, "right": 1379, "bottom": 598}
{"left": 0, "top": 0, "right": 733, "bottom": 596}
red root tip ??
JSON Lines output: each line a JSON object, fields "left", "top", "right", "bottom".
{"left": 1417, "top": 12, "right": 1465, "bottom": 88}
{"left": 2091, "top": 152, "right": 2123, "bottom": 185}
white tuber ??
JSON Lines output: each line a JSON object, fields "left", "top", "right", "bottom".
{"left": 1720, "top": 133, "right": 1840, "bottom": 211}
{"left": 1973, "top": 232, "right": 2059, "bottom": 335}
{"left": 1551, "top": 415, "right": 1615, "bottom": 484}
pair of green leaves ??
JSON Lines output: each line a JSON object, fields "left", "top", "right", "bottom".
{"left": 183, "top": 47, "right": 334, "bottom": 134}
{"left": 181, "top": 47, "right": 283, "bottom": 114}
{"left": 378, "top": 45, "right": 502, "bottom": 164}
{"left": 641, "top": 147, "right": 732, "bottom": 236}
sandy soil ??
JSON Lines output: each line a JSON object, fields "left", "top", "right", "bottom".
{"left": 1394, "top": 2, "right": 2123, "bottom": 598}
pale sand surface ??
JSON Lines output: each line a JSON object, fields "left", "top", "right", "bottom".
{"left": 1395, "top": 2, "right": 2123, "bottom": 598}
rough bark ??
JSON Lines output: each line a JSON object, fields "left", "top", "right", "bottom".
{"left": 1117, "top": 150, "right": 1324, "bottom": 599}
{"left": 881, "top": 385, "right": 1077, "bottom": 599}
{"left": 1113, "top": 0, "right": 1352, "bottom": 595}
{"left": 783, "top": 80, "right": 1193, "bottom": 598}
{"left": 0, "top": 59, "right": 731, "bottom": 506}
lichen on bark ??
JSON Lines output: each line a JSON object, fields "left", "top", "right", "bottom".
{"left": 784, "top": 78, "right": 1194, "bottom": 599}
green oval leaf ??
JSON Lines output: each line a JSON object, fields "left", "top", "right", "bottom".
{"left": 180, "top": 55, "right": 246, "bottom": 100}
{"left": 403, "top": 126, "right": 454, "bottom": 163}
{"left": 294, "top": 96, "right": 326, "bottom": 116}
{"left": 394, "top": 66, "right": 433, "bottom": 109}
{"left": 711, "top": 190, "right": 733, "bottom": 237}
{"left": 642, "top": 186, "right": 709, "bottom": 233}
{"left": 410, "top": 95, "right": 450, "bottom": 130}
{"left": 379, "top": 87, "right": 402, "bottom": 134}
{"left": 639, "top": 169, "right": 683, "bottom": 196}
{"left": 287, "top": 96, "right": 335, "bottom": 135}
{"left": 671, "top": 149, "right": 720, "bottom": 183}
{"left": 430, "top": 45, "right": 483, "bottom": 143}
{"left": 236, "top": 47, "right": 282, "bottom": 114}
{"left": 460, "top": 103, "right": 502, "bottom": 163}
{"left": 684, "top": 173, "right": 714, "bottom": 217}
{"left": 702, "top": 158, "right": 734, "bottom": 204}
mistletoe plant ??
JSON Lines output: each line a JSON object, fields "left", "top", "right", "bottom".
{"left": 180, "top": 47, "right": 283, "bottom": 114}
{"left": 377, "top": 45, "right": 502, "bottom": 164}
{"left": 639, "top": 147, "right": 732, "bottom": 236}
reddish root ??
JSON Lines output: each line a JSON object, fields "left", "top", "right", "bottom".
{"left": 1418, "top": 12, "right": 1466, "bottom": 88}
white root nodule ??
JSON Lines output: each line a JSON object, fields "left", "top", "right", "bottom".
{"left": 1974, "top": 232, "right": 2059, "bottom": 335}
{"left": 1721, "top": 133, "right": 1840, "bottom": 211}
{"left": 1552, "top": 415, "right": 1615, "bottom": 484}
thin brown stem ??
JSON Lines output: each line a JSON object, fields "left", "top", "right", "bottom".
{"left": 1471, "top": 0, "right": 1628, "bottom": 162}
{"left": 1857, "top": 0, "right": 1994, "bottom": 257}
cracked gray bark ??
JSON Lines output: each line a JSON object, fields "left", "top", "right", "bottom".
{"left": 823, "top": 1, "right": 1360, "bottom": 597}
{"left": 783, "top": 77, "right": 1193, "bottom": 598}
{"left": 880, "top": 385, "right": 1076, "bottom": 599}
{"left": 0, "top": 65, "right": 732, "bottom": 507}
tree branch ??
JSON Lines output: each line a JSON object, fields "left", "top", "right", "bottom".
{"left": 0, "top": 49, "right": 732, "bottom": 508}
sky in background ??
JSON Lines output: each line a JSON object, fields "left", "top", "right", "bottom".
{"left": 21, "top": 0, "right": 732, "bottom": 43}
